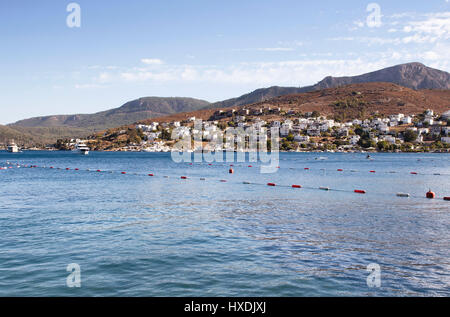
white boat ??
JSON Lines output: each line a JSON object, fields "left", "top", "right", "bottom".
{"left": 73, "top": 141, "right": 90, "bottom": 155}
{"left": 7, "top": 141, "right": 19, "bottom": 153}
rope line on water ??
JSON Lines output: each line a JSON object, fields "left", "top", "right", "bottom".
{"left": 3, "top": 161, "right": 450, "bottom": 202}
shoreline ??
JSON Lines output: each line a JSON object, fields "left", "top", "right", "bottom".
{"left": 1, "top": 149, "right": 449, "bottom": 154}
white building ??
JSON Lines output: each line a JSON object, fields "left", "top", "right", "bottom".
{"left": 349, "top": 135, "right": 360, "bottom": 145}
{"left": 380, "top": 135, "right": 396, "bottom": 144}
{"left": 378, "top": 124, "right": 390, "bottom": 133}
{"left": 307, "top": 127, "right": 320, "bottom": 136}
{"left": 424, "top": 117, "right": 434, "bottom": 125}
{"left": 294, "top": 135, "right": 310, "bottom": 143}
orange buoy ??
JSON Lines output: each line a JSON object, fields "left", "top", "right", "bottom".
{"left": 426, "top": 190, "right": 436, "bottom": 199}
{"left": 229, "top": 168, "right": 234, "bottom": 174}
{"left": 292, "top": 185, "right": 302, "bottom": 188}
{"left": 267, "top": 183, "right": 276, "bottom": 187}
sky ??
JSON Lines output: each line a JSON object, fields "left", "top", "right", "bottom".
{"left": 0, "top": 0, "right": 449, "bottom": 124}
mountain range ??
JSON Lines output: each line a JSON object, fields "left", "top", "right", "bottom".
{"left": 3, "top": 62, "right": 450, "bottom": 145}
{"left": 208, "top": 62, "right": 450, "bottom": 109}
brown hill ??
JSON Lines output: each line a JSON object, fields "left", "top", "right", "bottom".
{"left": 208, "top": 62, "right": 450, "bottom": 109}
{"left": 9, "top": 97, "right": 210, "bottom": 129}
{"left": 314, "top": 62, "right": 450, "bottom": 90}
{"left": 138, "top": 82, "right": 450, "bottom": 124}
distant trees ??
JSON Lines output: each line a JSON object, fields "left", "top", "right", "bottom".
{"left": 357, "top": 131, "right": 376, "bottom": 148}
{"left": 126, "top": 128, "right": 143, "bottom": 144}
{"left": 55, "top": 139, "right": 70, "bottom": 150}
{"left": 358, "top": 138, "right": 376, "bottom": 148}
{"left": 377, "top": 141, "right": 395, "bottom": 151}
{"left": 160, "top": 129, "right": 172, "bottom": 140}
{"left": 311, "top": 111, "right": 321, "bottom": 118}
{"left": 403, "top": 130, "right": 418, "bottom": 143}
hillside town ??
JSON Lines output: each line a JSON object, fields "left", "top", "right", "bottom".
{"left": 72, "top": 108, "right": 450, "bottom": 153}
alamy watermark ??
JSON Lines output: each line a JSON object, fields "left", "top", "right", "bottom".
{"left": 66, "top": 3, "right": 81, "bottom": 28}
{"left": 170, "top": 120, "right": 280, "bottom": 174}
{"left": 366, "top": 3, "right": 382, "bottom": 28}
{"left": 366, "top": 263, "right": 381, "bottom": 288}
{"left": 66, "top": 263, "right": 81, "bottom": 288}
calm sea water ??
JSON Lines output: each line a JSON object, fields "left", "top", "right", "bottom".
{"left": 0, "top": 151, "right": 449, "bottom": 296}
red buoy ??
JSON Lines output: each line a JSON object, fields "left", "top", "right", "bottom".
{"left": 148, "top": 173, "right": 154, "bottom": 176}
{"left": 267, "top": 183, "right": 276, "bottom": 187}
{"left": 121, "top": 172, "right": 126, "bottom": 174}
{"left": 354, "top": 190, "right": 366, "bottom": 194}
{"left": 75, "top": 168, "right": 79, "bottom": 171}
{"left": 96, "top": 170, "right": 101, "bottom": 172}
{"left": 410, "top": 172, "right": 418, "bottom": 175}
{"left": 337, "top": 169, "right": 343, "bottom": 172}
{"left": 304, "top": 168, "right": 309, "bottom": 170}
{"left": 248, "top": 165, "right": 253, "bottom": 168}
{"left": 292, "top": 185, "right": 302, "bottom": 188}
{"left": 181, "top": 176, "right": 187, "bottom": 179}
{"left": 66, "top": 168, "right": 70, "bottom": 170}
{"left": 370, "top": 170, "right": 376, "bottom": 173}
{"left": 426, "top": 190, "right": 436, "bottom": 199}
{"left": 229, "top": 168, "right": 234, "bottom": 174}
{"left": 444, "top": 197, "right": 450, "bottom": 201}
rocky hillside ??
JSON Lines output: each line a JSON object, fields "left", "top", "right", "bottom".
{"left": 208, "top": 62, "right": 450, "bottom": 109}
{"left": 315, "top": 62, "right": 450, "bottom": 90}
{"left": 10, "top": 97, "right": 210, "bottom": 130}
{"left": 138, "top": 82, "right": 450, "bottom": 124}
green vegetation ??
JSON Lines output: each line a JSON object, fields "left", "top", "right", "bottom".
{"left": 332, "top": 97, "right": 368, "bottom": 122}
{"left": 404, "top": 130, "right": 418, "bottom": 142}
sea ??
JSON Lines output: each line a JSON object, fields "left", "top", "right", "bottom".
{"left": 0, "top": 151, "right": 449, "bottom": 296}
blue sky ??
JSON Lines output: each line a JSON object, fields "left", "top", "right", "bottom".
{"left": 0, "top": 0, "right": 449, "bottom": 124}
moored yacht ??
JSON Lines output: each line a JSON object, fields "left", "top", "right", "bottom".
{"left": 73, "top": 141, "right": 90, "bottom": 155}
{"left": 7, "top": 141, "right": 19, "bottom": 153}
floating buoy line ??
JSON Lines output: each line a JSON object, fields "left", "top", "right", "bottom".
{"left": 163, "top": 161, "right": 450, "bottom": 177}
{"left": 2, "top": 161, "right": 449, "bottom": 202}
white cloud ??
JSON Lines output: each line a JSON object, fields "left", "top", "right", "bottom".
{"left": 86, "top": 58, "right": 403, "bottom": 87}
{"left": 141, "top": 58, "right": 164, "bottom": 65}
{"left": 231, "top": 47, "right": 295, "bottom": 52}
{"left": 74, "top": 83, "right": 105, "bottom": 89}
